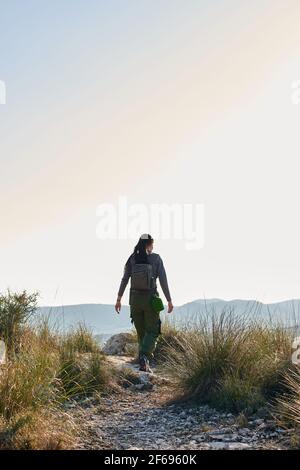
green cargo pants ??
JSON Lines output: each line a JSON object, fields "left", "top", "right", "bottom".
{"left": 129, "top": 289, "right": 162, "bottom": 359}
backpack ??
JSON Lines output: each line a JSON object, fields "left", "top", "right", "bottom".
{"left": 131, "top": 263, "right": 153, "bottom": 291}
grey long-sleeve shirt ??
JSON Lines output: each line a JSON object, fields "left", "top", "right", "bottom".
{"left": 117, "top": 252, "right": 172, "bottom": 302}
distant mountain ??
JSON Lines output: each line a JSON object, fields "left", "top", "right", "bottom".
{"left": 171, "top": 298, "right": 300, "bottom": 327}
{"left": 35, "top": 298, "right": 300, "bottom": 337}
{"left": 36, "top": 303, "right": 132, "bottom": 335}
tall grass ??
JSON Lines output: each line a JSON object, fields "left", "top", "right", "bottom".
{"left": 154, "top": 318, "right": 186, "bottom": 362}
{"left": 0, "top": 291, "right": 114, "bottom": 449}
{"left": 0, "top": 290, "right": 38, "bottom": 357}
{"left": 275, "top": 368, "right": 300, "bottom": 429}
{"left": 61, "top": 323, "right": 100, "bottom": 354}
{"left": 161, "top": 308, "right": 296, "bottom": 414}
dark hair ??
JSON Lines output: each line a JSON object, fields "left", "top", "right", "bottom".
{"left": 133, "top": 233, "right": 154, "bottom": 264}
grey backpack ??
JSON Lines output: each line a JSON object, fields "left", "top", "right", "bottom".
{"left": 131, "top": 263, "right": 153, "bottom": 291}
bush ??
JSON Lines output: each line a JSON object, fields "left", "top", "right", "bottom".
{"left": 154, "top": 319, "right": 185, "bottom": 363}
{"left": 61, "top": 323, "right": 100, "bottom": 354}
{"left": 0, "top": 291, "right": 114, "bottom": 449}
{"left": 0, "top": 410, "right": 76, "bottom": 450}
{"left": 275, "top": 368, "right": 300, "bottom": 429}
{"left": 0, "top": 290, "right": 38, "bottom": 356}
{"left": 161, "top": 308, "right": 295, "bottom": 413}
{"left": 0, "top": 339, "right": 59, "bottom": 420}
{"left": 57, "top": 348, "right": 110, "bottom": 399}
{"left": 57, "top": 322, "right": 111, "bottom": 399}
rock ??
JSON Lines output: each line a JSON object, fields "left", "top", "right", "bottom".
{"left": 219, "top": 427, "right": 233, "bottom": 434}
{"left": 257, "top": 422, "right": 267, "bottom": 431}
{"left": 135, "top": 384, "right": 145, "bottom": 391}
{"left": 143, "top": 382, "right": 154, "bottom": 391}
{"left": 208, "top": 429, "right": 232, "bottom": 436}
{"left": 102, "top": 333, "right": 137, "bottom": 355}
{"left": 208, "top": 433, "right": 238, "bottom": 442}
{"left": 227, "top": 442, "right": 251, "bottom": 450}
{"left": 265, "top": 421, "right": 277, "bottom": 431}
{"left": 238, "top": 428, "right": 251, "bottom": 436}
{"left": 256, "top": 407, "right": 271, "bottom": 419}
{"left": 253, "top": 419, "right": 264, "bottom": 426}
{"left": 268, "top": 432, "right": 279, "bottom": 438}
{"left": 139, "top": 374, "right": 151, "bottom": 385}
{"left": 193, "top": 435, "right": 206, "bottom": 442}
{"left": 208, "top": 442, "right": 228, "bottom": 450}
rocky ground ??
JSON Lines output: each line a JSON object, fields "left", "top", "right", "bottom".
{"left": 71, "top": 354, "right": 292, "bottom": 450}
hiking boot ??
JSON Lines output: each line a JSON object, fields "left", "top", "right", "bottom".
{"left": 149, "top": 358, "right": 157, "bottom": 369}
{"left": 139, "top": 354, "right": 151, "bottom": 373}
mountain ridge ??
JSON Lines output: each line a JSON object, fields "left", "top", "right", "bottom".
{"left": 35, "top": 298, "right": 300, "bottom": 336}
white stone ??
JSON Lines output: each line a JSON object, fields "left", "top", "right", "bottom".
{"left": 102, "top": 333, "right": 137, "bottom": 355}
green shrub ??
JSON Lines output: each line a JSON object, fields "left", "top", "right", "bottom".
{"left": 275, "top": 368, "right": 300, "bottom": 428}
{"left": 0, "top": 290, "right": 38, "bottom": 356}
{"left": 0, "top": 340, "right": 59, "bottom": 420}
{"left": 154, "top": 319, "right": 185, "bottom": 363}
{"left": 0, "top": 291, "right": 114, "bottom": 448}
{"left": 61, "top": 323, "right": 100, "bottom": 354}
{"left": 162, "top": 309, "right": 295, "bottom": 413}
{"left": 216, "top": 374, "right": 265, "bottom": 413}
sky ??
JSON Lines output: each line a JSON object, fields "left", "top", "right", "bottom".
{"left": 1, "top": 0, "right": 300, "bottom": 307}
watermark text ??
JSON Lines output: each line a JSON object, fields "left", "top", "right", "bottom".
{"left": 96, "top": 196, "right": 205, "bottom": 250}
{"left": 0, "top": 80, "right": 6, "bottom": 104}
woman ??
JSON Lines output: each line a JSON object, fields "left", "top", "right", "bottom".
{"left": 115, "top": 234, "right": 173, "bottom": 372}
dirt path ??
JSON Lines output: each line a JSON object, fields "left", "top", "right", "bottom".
{"left": 73, "top": 355, "right": 290, "bottom": 450}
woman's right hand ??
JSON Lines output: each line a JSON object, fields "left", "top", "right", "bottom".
{"left": 167, "top": 301, "right": 173, "bottom": 313}
{"left": 115, "top": 299, "right": 121, "bottom": 314}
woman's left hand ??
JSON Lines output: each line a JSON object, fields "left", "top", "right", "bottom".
{"left": 167, "top": 301, "right": 173, "bottom": 313}
{"left": 115, "top": 299, "right": 121, "bottom": 314}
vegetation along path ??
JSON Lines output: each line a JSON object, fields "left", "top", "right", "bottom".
{"left": 73, "top": 355, "right": 290, "bottom": 450}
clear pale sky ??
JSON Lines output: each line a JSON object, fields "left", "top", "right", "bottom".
{"left": 1, "top": 0, "right": 300, "bottom": 307}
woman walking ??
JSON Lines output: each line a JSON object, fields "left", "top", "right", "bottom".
{"left": 115, "top": 234, "right": 173, "bottom": 372}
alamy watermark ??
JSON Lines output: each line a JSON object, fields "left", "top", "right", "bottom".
{"left": 0, "top": 80, "right": 6, "bottom": 104}
{"left": 291, "top": 80, "right": 300, "bottom": 105}
{"left": 0, "top": 340, "right": 6, "bottom": 365}
{"left": 96, "top": 196, "right": 205, "bottom": 250}
{"left": 292, "top": 336, "right": 300, "bottom": 364}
